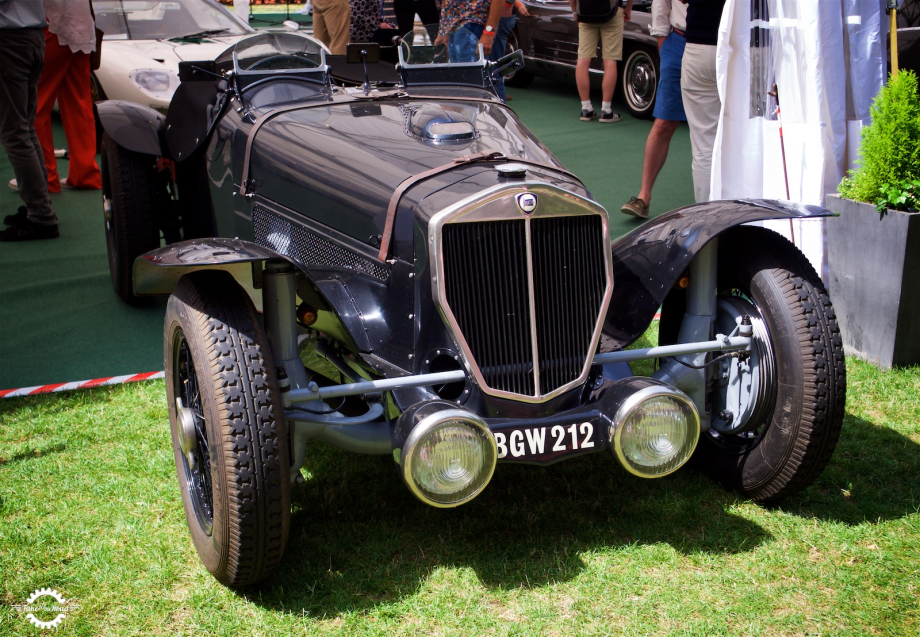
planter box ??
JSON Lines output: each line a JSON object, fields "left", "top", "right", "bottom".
{"left": 825, "top": 195, "right": 920, "bottom": 368}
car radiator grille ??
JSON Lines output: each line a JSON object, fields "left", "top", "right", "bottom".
{"left": 442, "top": 215, "right": 607, "bottom": 398}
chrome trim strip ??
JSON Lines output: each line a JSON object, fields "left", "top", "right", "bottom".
{"left": 524, "top": 217, "right": 541, "bottom": 395}
{"left": 428, "top": 182, "right": 614, "bottom": 404}
{"left": 594, "top": 335, "right": 752, "bottom": 365}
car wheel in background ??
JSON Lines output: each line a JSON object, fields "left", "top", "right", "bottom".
{"left": 164, "top": 271, "right": 291, "bottom": 588}
{"left": 504, "top": 29, "right": 535, "bottom": 88}
{"left": 101, "top": 132, "right": 161, "bottom": 304}
{"left": 90, "top": 73, "right": 106, "bottom": 154}
{"left": 621, "top": 47, "right": 658, "bottom": 119}
{"left": 694, "top": 227, "right": 846, "bottom": 502}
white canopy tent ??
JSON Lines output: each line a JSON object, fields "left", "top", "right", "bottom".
{"left": 710, "top": 0, "right": 887, "bottom": 279}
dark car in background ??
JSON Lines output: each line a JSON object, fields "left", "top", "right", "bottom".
{"left": 505, "top": 0, "right": 658, "bottom": 118}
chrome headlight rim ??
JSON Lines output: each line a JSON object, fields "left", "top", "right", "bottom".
{"left": 611, "top": 384, "right": 701, "bottom": 479}
{"left": 401, "top": 408, "right": 498, "bottom": 509}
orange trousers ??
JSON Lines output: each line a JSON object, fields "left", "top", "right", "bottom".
{"left": 35, "top": 29, "right": 101, "bottom": 192}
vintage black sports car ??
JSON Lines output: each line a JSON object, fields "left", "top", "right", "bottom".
{"left": 97, "top": 31, "right": 845, "bottom": 587}
{"left": 506, "top": 0, "right": 659, "bottom": 118}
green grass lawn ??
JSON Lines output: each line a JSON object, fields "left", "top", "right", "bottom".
{"left": 1, "top": 346, "right": 918, "bottom": 635}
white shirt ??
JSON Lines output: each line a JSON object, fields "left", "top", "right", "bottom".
{"left": 44, "top": 0, "right": 96, "bottom": 54}
{"left": 650, "top": 0, "right": 687, "bottom": 38}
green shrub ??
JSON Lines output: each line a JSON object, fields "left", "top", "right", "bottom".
{"left": 838, "top": 70, "right": 920, "bottom": 212}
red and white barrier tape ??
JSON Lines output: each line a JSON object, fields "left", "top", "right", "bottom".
{"left": 1, "top": 371, "right": 165, "bottom": 399}
{"left": 1, "top": 315, "right": 662, "bottom": 399}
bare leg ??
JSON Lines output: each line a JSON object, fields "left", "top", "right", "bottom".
{"left": 601, "top": 58, "right": 617, "bottom": 105}
{"left": 637, "top": 119, "right": 681, "bottom": 204}
{"left": 576, "top": 58, "right": 592, "bottom": 103}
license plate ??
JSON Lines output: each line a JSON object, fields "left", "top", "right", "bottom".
{"left": 493, "top": 419, "right": 601, "bottom": 464}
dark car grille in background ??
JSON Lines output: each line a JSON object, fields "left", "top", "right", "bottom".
{"left": 442, "top": 215, "right": 607, "bottom": 398}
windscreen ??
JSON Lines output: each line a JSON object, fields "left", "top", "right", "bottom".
{"left": 92, "top": 0, "right": 253, "bottom": 41}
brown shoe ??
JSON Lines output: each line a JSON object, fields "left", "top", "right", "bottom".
{"left": 621, "top": 197, "right": 649, "bottom": 219}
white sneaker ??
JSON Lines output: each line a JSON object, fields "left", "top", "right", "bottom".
{"left": 8, "top": 178, "right": 17, "bottom": 191}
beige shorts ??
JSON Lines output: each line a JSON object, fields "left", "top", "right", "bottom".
{"left": 577, "top": 11, "right": 624, "bottom": 61}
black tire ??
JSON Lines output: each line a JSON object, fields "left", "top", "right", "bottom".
{"left": 691, "top": 227, "right": 846, "bottom": 502}
{"left": 504, "top": 29, "right": 534, "bottom": 88}
{"left": 165, "top": 271, "right": 291, "bottom": 587}
{"left": 621, "top": 46, "right": 658, "bottom": 119}
{"left": 90, "top": 73, "right": 106, "bottom": 154}
{"left": 101, "top": 132, "right": 161, "bottom": 304}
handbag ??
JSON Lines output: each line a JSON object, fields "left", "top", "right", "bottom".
{"left": 90, "top": 27, "right": 104, "bottom": 71}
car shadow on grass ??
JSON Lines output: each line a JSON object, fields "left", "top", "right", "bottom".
{"left": 246, "top": 445, "right": 770, "bottom": 617}
{"left": 770, "top": 414, "right": 920, "bottom": 525}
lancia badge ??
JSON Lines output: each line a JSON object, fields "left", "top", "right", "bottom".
{"left": 516, "top": 193, "right": 538, "bottom": 214}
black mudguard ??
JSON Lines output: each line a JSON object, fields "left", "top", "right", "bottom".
{"left": 602, "top": 199, "right": 836, "bottom": 351}
{"left": 96, "top": 101, "right": 167, "bottom": 158}
{"left": 132, "top": 238, "right": 372, "bottom": 353}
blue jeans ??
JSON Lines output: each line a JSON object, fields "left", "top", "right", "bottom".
{"left": 488, "top": 15, "right": 517, "bottom": 101}
{"left": 448, "top": 23, "right": 484, "bottom": 63}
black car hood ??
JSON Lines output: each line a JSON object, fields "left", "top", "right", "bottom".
{"left": 246, "top": 97, "right": 575, "bottom": 249}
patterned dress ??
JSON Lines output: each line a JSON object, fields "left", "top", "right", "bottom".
{"left": 350, "top": 0, "right": 387, "bottom": 43}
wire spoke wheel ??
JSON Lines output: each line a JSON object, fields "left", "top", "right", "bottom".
{"left": 165, "top": 271, "right": 290, "bottom": 587}
{"left": 174, "top": 333, "right": 214, "bottom": 534}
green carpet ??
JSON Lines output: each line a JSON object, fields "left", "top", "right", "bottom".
{"left": 0, "top": 81, "right": 693, "bottom": 390}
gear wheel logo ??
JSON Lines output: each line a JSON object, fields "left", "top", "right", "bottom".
{"left": 12, "top": 588, "right": 78, "bottom": 630}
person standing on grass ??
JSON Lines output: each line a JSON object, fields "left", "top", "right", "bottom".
{"left": 569, "top": 0, "right": 632, "bottom": 122}
{"left": 680, "top": 0, "right": 725, "bottom": 202}
{"left": 489, "top": 0, "right": 529, "bottom": 102}
{"left": 434, "top": 0, "right": 504, "bottom": 63}
{"left": 0, "top": 0, "right": 59, "bottom": 242}
{"left": 621, "top": 0, "right": 687, "bottom": 219}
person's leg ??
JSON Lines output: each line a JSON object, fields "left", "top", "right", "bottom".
{"left": 680, "top": 43, "right": 720, "bottom": 203}
{"left": 575, "top": 23, "right": 599, "bottom": 107}
{"left": 637, "top": 118, "right": 680, "bottom": 203}
{"left": 312, "top": 0, "right": 330, "bottom": 50}
{"left": 58, "top": 51, "right": 101, "bottom": 189}
{"left": 489, "top": 15, "right": 516, "bottom": 101}
{"left": 35, "top": 30, "right": 69, "bottom": 193}
{"left": 449, "top": 23, "right": 483, "bottom": 63}
{"left": 599, "top": 12, "right": 623, "bottom": 107}
{"left": 415, "top": 0, "right": 440, "bottom": 29}
{"left": 324, "top": 0, "right": 352, "bottom": 55}
{"left": 393, "top": 0, "right": 415, "bottom": 38}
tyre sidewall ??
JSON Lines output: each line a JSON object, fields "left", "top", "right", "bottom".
{"left": 164, "top": 292, "right": 231, "bottom": 576}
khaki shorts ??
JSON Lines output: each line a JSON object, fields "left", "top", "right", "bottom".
{"left": 577, "top": 11, "right": 624, "bottom": 61}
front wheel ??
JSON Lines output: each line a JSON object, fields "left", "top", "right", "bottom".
{"left": 694, "top": 227, "right": 846, "bottom": 502}
{"left": 165, "top": 271, "right": 291, "bottom": 587}
{"left": 621, "top": 47, "right": 658, "bottom": 119}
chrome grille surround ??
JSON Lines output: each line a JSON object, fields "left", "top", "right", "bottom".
{"left": 430, "top": 183, "right": 613, "bottom": 403}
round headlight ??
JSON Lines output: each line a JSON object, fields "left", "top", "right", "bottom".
{"left": 612, "top": 387, "right": 700, "bottom": 478}
{"left": 400, "top": 408, "right": 497, "bottom": 508}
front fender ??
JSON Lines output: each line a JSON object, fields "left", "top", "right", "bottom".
{"left": 97, "top": 100, "right": 167, "bottom": 157}
{"left": 602, "top": 199, "right": 835, "bottom": 350}
{"left": 132, "top": 238, "right": 371, "bottom": 352}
